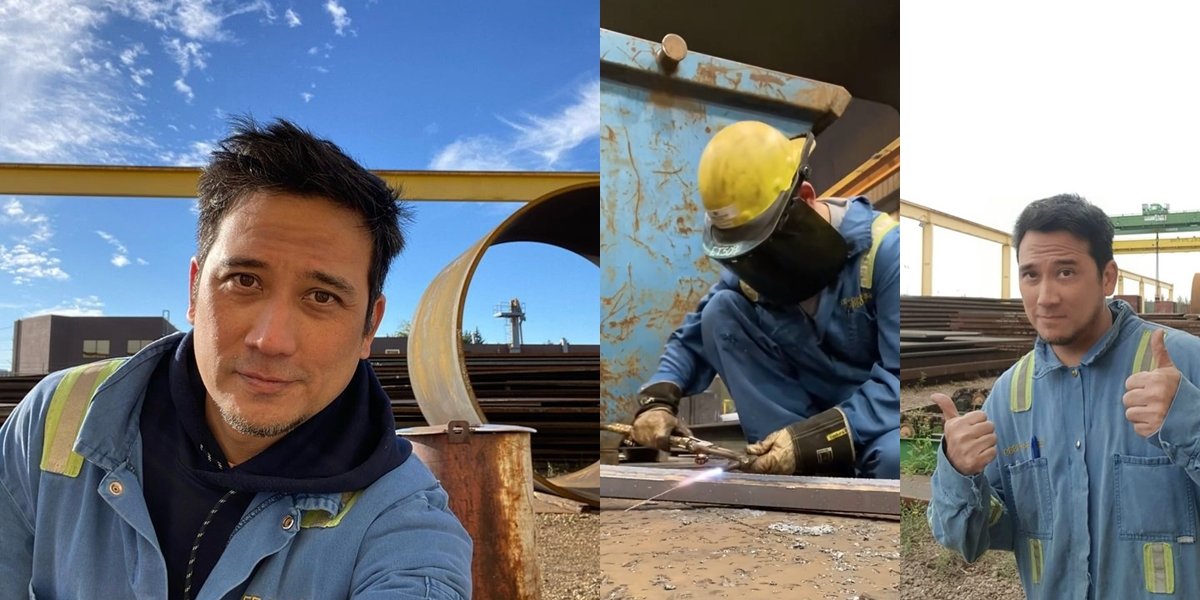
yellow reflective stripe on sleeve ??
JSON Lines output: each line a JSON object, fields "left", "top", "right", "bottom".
{"left": 1144, "top": 542, "right": 1175, "bottom": 594}
{"left": 1029, "top": 538, "right": 1043, "bottom": 584}
{"left": 987, "top": 494, "right": 1005, "bottom": 526}
{"left": 1010, "top": 352, "right": 1035, "bottom": 413}
{"left": 300, "top": 490, "right": 363, "bottom": 529}
{"left": 859, "top": 213, "right": 899, "bottom": 290}
{"left": 40, "top": 359, "right": 125, "bottom": 476}
{"left": 1133, "top": 329, "right": 1155, "bottom": 374}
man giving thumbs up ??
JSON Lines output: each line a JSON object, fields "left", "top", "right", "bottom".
{"left": 926, "top": 194, "right": 1200, "bottom": 599}
{"left": 1123, "top": 329, "right": 1183, "bottom": 437}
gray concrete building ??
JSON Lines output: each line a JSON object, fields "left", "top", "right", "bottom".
{"left": 12, "top": 315, "right": 178, "bottom": 375}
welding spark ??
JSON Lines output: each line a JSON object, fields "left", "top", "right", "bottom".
{"left": 623, "top": 467, "right": 726, "bottom": 512}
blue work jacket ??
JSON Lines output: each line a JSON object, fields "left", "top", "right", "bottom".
{"left": 929, "top": 300, "right": 1200, "bottom": 598}
{"left": 0, "top": 336, "right": 471, "bottom": 599}
{"left": 650, "top": 196, "right": 901, "bottom": 448}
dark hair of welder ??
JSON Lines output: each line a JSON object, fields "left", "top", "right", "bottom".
{"left": 1013, "top": 193, "right": 1114, "bottom": 275}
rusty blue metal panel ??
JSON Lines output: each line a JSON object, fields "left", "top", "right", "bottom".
{"left": 599, "top": 29, "right": 851, "bottom": 455}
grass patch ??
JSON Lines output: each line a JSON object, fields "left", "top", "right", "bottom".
{"left": 901, "top": 437, "right": 939, "bottom": 476}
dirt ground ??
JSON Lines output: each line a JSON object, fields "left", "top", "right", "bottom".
{"left": 599, "top": 500, "right": 899, "bottom": 599}
{"left": 900, "top": 503, "right": 1023, "bottom": 600}
{"left": 899, "top": 377, "right": 1023, "bottom": 600}
{"left": 537, "top": 512, "right": 602, "bottom": 599}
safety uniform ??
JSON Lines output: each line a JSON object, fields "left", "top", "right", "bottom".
{"left": 0, "top": 333, "right": 471, "bottom": 599}
{"left": 648, "top": 195, "right": 901, "bottom": 478}
{"left": 929, "top": 300, "right": 1200, "bottom": 598}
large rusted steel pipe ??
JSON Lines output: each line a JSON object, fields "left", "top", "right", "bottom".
{"left": 399, "top": 423, "right": 541, "bottom": 599}
{"left": 407, "top": 181, "right": 600, "bottom": 505}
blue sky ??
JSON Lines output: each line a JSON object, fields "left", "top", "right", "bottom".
{"left": 0, "top": 0, "right": 599, "bottom": 371}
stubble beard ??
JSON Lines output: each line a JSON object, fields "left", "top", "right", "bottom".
{"left": 216, "top": 400, "right": 311, "bottom": 438}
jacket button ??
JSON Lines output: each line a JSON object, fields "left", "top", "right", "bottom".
{"left": 1075, "top": 440, "right": 1081, "bottom": 449}
{"left": 108, "top": 481, "right": 123, "bottom": 495}
{"left": 281, "top": 515, "right": 295, "bottom": 530}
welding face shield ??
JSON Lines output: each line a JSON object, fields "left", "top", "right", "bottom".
{"left": 697, "top": 124, "right": 847, "bottom": 304}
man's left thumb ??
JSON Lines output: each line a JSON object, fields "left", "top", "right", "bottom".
{"left": 1152, "top": 328, "right": 1176, "bottom": 369}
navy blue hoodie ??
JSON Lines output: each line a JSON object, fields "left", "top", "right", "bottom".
{"left": 139, "top": 333, "right": 409, "bottom": 600}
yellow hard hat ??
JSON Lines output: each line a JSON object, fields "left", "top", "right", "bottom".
{"left": 697, "top": 121, "right": 814, "bottom": 229}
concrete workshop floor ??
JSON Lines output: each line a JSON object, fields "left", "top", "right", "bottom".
{"left": 599, "top": 499, "right": 900, "bottom": 599}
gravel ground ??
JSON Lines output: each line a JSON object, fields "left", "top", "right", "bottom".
{"left": 900, "top": 504, "right": 1022, "bottom": 600}
{"left": 537, "top": 512, "right": 601, "bottom": 599}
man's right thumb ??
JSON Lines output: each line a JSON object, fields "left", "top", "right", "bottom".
{"left": 931, "top": 393, "right": 960, "bottom": 419}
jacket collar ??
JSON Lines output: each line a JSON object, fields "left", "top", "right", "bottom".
{"left": 1032, "top": 299, "right": 1141, "bottom": 376}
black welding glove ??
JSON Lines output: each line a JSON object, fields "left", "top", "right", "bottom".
{"left": 630, "top": 381, "right": 691, "bottom": 450}
{"left": 745, "top": 407, "right": 856, "bottom": 476}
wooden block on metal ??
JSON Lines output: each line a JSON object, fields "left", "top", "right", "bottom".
{"left": 600, "top": 465, "right": 899, "bottom": 516}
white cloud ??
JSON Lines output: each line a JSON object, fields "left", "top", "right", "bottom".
{"left": 285, "top": 8, "right": 301, "bottom": 27}
{"left": 307, "top": 45, "right": 319, "bottom": 55}
{"left": 174, "top": 78, "right": 194, "bottom": 101}
{"left": 136, "top": 258, "right": 149, "bottom": 265}
{"left": 130, "top": 67, "right": 153, "bottom": 87}
{"left": 27, "top": 295, "right": 104, "bottom": 317}
{"left": 164, "top": 37, "right": 208, "bottom": 75}
{"left": 1, "top": 199, "right": 53, "bottom": 243}
{"left": 301, "top": 92, "right": 314, "bottom": 103}
{"left": 325, "top": 0, "right": 351, "bottom": 36}
{"left": 314, "top": 65, "right": 328, "bottom": 73}
{"left": 429, "top": 79, "right": 599, "bottom": 171}
{"left": 96, "top": 230, "right": 128, "bottom": 254}
{"left": 0, "top": 243, "right": 69, "bottom": 284}
{"left": 119, "top": 43, "right": 145, "bottom": 66}
{"left": 0, "top": 0, "right": 146, "bottom": 162}
{"left": 158, "top": 140, "right": 216, "bottom": 166}
{"left": 430, "top": 137, "right": 518, "bottom": 171}
{"left": 96, "top": 229, "right": 142, "bottom": 268}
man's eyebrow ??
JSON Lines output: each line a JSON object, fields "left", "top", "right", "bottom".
{"left": 221, "top": 257, "right": 267, "bottom": 270}
{"left": 1019, "top": 257, "right": 1081, "bottom": 270}
{"left": 307, "top": 270, "right": 357, "bottom": 296}
{"left": 219, "top": 257, "right": 356, "bottom": 296}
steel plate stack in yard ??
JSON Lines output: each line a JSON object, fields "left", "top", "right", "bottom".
{"left": 0, "top": 348, "right": 600, "bottom": 466}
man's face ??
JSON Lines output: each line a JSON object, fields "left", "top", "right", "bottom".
{"left": 188, "top": 192, "right": 384, "bottom": 440}
{"left": 1017, "top": 230, "right": 1116, "bottom": 348}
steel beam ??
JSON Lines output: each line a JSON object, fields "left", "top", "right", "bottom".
{"left": 600, "top": 465, "right": 899, "bottom": 516}
{"left": 0, "top": 163, "right": 598, "bottom": 202}
{"left": 1113, "top": 237, "right": 1200, "bottom": 254}
{"left": 822, "top": 138, "right": 900, "bottom": 206}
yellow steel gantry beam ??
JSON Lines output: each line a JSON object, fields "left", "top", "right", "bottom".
{"left": 0, "top": 163, "right": 598, "bottom": 202}
{"left": 822, "top": 138, "right": 899, "bottom": 205}
{"left": 1112, "top": 237, "right": 1200, "bottom": 254}
{"left": 900, "top": 199, "right": 1173, "bottom": 299}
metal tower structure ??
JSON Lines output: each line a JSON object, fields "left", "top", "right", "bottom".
{"left": 493, "top": 298, "right": 526, "bottom": 352}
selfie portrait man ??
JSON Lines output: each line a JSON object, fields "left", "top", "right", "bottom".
{"left": 928, "top": 194, "right": 1200, "bottom": 598}
{"left": 0, "top": 118, "right": 471, "bottom": 599}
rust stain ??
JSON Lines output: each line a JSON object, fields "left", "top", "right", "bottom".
{"left": 622, "top": 126, "right": 645, "bottom": 233}
{"left": 749, "top": 70, "right": 785, "bottom": 89}
{"left": 694, "top": 61, "right": 722, "bottom": 86}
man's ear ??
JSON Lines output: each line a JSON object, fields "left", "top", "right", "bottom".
{"left": 187, "top": 257, "right": 200, "bottom": 325}
{"left": 361, "top": 294, "right": 386, "bottom": 359}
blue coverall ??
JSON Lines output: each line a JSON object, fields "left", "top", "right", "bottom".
{"left": 0, "top": 334, "right": 472, "bottom": 599}
{"left": 929, "top": 300, "right": 1200, "bottom": 598}
{"left": 649, "top": 196, "right": 901, "bottom": 478}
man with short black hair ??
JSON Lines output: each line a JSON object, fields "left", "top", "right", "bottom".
{"left": 929, "top": 193, "right": 1200, "bottom": 597}
{"left": 0, "top": 118, "right": 471, "bottom": 599}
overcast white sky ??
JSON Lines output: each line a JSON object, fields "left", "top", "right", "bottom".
{"left": 902, "top": 2, "right": 1200, "bottom": 303}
